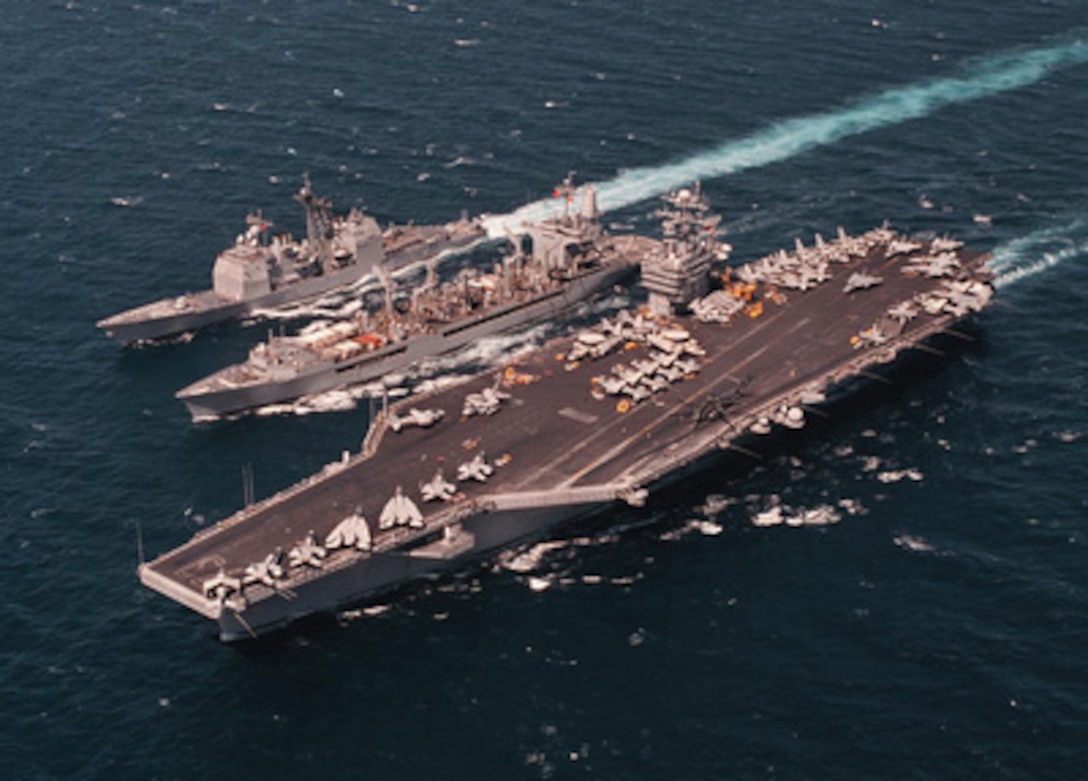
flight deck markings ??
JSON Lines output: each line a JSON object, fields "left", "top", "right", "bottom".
{"left": 559, "top": 407, "right": 600, "bottom": 425}
{"left": 562, "top": 344, "right": 773, "bottom": 486}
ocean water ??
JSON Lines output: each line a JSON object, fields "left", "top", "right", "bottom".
{"left": 3, "top": 1, "right": 1088, "bottom": 778}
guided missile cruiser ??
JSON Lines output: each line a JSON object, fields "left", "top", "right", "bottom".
{"left": 97, "top": 178, "right": 485, "bottom": 346}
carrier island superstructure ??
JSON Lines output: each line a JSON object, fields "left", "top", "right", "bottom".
{"left": 139, "top": 186, "right": 994, "bottom": 641}
{"left": 97, "top": 178, "right": 485, "bottom": 345}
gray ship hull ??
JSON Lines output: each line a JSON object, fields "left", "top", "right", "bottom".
{"left": 209, "top": 503, "right": 597, "bottom": 641}
{"left": 150, "top": 313, "right": 975, "bottom": 643}
{"left": 98, "top": 231, "right": 484, "bottom": 346}
{"left": 97, "top": 264, "right": 372, "bottom": 345}
{"left": 177, "top": 261, "right": 636, "bottom": 420}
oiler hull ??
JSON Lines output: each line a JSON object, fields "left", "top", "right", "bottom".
{"left": 177, "top": 261, "right": 637, "bottom": 420}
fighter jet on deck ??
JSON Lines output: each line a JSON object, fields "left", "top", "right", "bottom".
{"left": 378, "top": 486, "right": 424, "bottom": 530}
{"left": 389, "top": 407, "right": 445, "bottom": 432}
{"left": 420, "top": 470, "right": 457, "bottom": 502}
{"left": 457, "top": 453, "right": 494, "bottom": 483}
{"left": 242, "top": 550, "right": 287, "bottom": 588}
{"left": 324, "top": 511, "right": 373, "bottom": 551}
{"left": 844, "top": 272, "right": 885, "bottom": 293}
{"left": 462, "top": 383, "right": 511, "bottom": 417}
{"left": 288, "top": 532, "right": 327, "bottom": 568}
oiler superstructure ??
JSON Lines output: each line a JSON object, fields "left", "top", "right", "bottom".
{"left": 175, "top": 184, "right": 648, "bottom": 421}
{"left": 97, "top": 178, "right": 484, "bottom": 345}
{"left": 139, "top": 186, "right": 994, "bottom": 641}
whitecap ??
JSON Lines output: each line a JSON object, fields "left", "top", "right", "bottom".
{"left": 876, "top": 468, "right": 924, "bottom": 483}
{"left": 795, "top": 505, "right": 842, "bottom": 526}
{"left": 893, "top": 534, "right": 935, "bottom": 553}
{"left": 860, "top": 455, "right": 882, "bottom": 472}
{"left": 837, "top": 497, "right": 868, "bottom": 516}
{"left": 693, "top": 519, "right": 723, "bottom": 536}
{"left": 751, "top": 506, "right": 784, "bottom": 527}
{"left": 754, "top": 503, "right": 841, "bottom": 528}
{"left": 527, "top": 576, "right": 552, "bottom": 592}
{"left": 501, "top": 540, "right": 568, "bottom": 573}
{"left": 660, "top": 518, "right": 723, "bottom": 539}
{"left": 697, "top": 494, "right": 736, "bottom": 516}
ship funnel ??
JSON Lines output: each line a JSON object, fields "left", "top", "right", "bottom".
{"left": 580, "top": 185, "right": 599, "bottom": 223}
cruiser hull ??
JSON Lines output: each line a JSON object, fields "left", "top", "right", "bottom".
{"left": 98, "top": 262, "right": 378, "bottom": 345}
{"left": 98, "top": 300, "right": 248, "bottom": 346}
{"left": 99, "top": 234, "right": 485, "bottom": 346}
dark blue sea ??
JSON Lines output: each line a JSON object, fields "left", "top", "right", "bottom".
{"left": 3, "top": 1, "right": 1088, "bottom": 778}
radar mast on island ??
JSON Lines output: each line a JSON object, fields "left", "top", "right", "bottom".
{"left": 641, "top": 182, "right": 730, "bottom": 316}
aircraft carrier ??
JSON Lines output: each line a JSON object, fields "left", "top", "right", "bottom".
{"left": 175, "top": 184, "right": 648, "bottom": 421}
{"left": 97, "top": 178, "right": 485, "bottom": 346}
{"left": 138, "top": 186, "right": 994, "bottom": 641}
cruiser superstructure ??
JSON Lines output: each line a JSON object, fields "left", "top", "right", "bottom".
{"left": 97, "top": 178, "right": 484, "bottom": 345}
{"left": 138, "top": 186, "right": 994, "bottom": 641}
